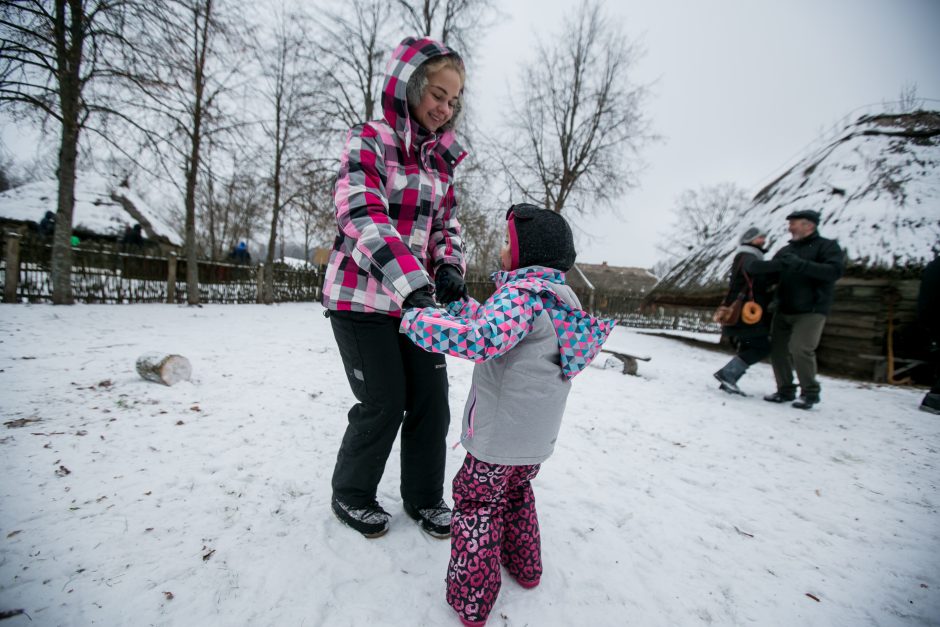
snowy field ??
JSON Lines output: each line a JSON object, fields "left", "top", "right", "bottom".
{"left": 0, "top": 303, "right": 937, "bottom": 627}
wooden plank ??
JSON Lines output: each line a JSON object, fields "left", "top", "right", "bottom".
{"left": 824, "top": 316, "right": 880, "bottom": 330}
{"left": 822, "top": 326, "right": 884, "bottom": 340}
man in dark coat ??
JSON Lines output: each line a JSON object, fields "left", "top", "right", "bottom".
{"left": 917, "top": 256, "right": 940, "bottom": 414}
{"left": 746, "top": 209, "right": 844, "bottom": 409}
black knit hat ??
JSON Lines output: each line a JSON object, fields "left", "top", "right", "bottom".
{"left": 506, "top": 203, "right": 576, "bottom": 271}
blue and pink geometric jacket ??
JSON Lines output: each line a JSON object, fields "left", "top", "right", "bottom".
{"left": 400, "top": 266, "right": 615, "bottom": 465}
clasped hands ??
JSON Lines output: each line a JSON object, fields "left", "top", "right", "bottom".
{"left": 402, "top": 264, "right": 467, "bottom": 309}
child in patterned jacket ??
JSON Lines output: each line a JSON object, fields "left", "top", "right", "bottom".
{"left": 400, "top": 203, "right": 615, "bottom": 626}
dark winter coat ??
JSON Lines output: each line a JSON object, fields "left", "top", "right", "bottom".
{"left": 38, "top": 211, "right": 56, "bottom": 237}
{"left": 918, "top": 256, "right": 940, "bottom": 342}
{"left": 747, "top": 231, "right": 844, "bottom": 316}
{"left": 722, "top": 244, "right": 773, "bottom": 339}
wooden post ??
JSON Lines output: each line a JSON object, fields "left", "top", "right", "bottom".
{"left": 166, "top": 252, "right": 177, "bottom": 304}
{"left": 256, "top": 263, "right": 265, "bottom": 304}
{"left": 571, "top": 263, "right": 596, "bottom": 313}
{"left": 3, "top": 231, "right": 22, "bottom": 303}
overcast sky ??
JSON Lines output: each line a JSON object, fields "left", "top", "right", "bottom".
{"left": 472, "top": 0, "right": 940, "bottom": 268}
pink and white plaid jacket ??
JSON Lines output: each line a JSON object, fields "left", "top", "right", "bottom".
{"left": 321, "top": 37, "right": 468, "bottom": 315}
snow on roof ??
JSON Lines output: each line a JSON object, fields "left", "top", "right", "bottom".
{"left": 0, "top": 171, "right": 183, "bottom": 246}
{"left": 650, "top": 111, "right": 940, "bottom": 299}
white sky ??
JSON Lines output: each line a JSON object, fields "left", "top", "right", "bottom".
{"left": 472, "top": 0, "right": 940, "bottom": 268}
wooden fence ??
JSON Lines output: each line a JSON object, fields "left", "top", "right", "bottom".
{"left": 2, "top": 232, "right": 320, "bottom": 304}
{"left": 1, "top": 230, "right": 718, "bottom": 334}
{"left": 464, "top": 270, "right": 720, "bottom": 333}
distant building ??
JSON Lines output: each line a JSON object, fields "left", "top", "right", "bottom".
{"left": 567, "top": 261, "right": 658, "bottom": 313}
{"left": 0, "top": 172, "right": 182, "bottom": 254}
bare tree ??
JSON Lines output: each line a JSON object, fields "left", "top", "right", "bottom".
{"left": 897, "top": 82, "right": 922, "bottom": 113}
{"left": 501, "top": 0, "right": 653, "bottom": 217}
{"left": 394, "top": 0, "right": 497, "bottom": 59}
{"left": 655, "top": 181, "right": 751, "bottom": 273}
{"left": 118, "top": 0, "right": 249, "bottom": 305}
{"left": 311, "top": 0, "right": 396, "bottom": 134}
{"left": 289, "top": 165, "right": 337, "bottom": 265}
{"left": 170, "top": 159, "right": 267, "bottom": 261}
{"left": 214, "top": 169, "right": 267, "bottom": 254}
{"left": 0, "top": 0, "right": 130, "bottom": 303}
{"left": 197, "top": 146, "right": 268, "bottom": 261}
{"left": 255, "top": 6, "right": 319, "bottom": 302}
{"left": 447, "top": 149, "right": 502, "bottom": 271}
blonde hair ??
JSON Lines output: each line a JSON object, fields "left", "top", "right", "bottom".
{"left": 421, "top": 55, "right": 465, "bottom": 86}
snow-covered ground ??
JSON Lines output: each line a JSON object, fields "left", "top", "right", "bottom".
{"left": 0, "top": 303, "right": 937, "bottom": 627}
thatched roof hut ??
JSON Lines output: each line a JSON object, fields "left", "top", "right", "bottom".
{"left": 645, "top": 111, "right": 940, "bottom": 380}
{"left": 0, "top": 171, "right": 182, "bottom": 251}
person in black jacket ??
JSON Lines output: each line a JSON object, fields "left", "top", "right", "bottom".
{"left": 713, "top": 226, "right": 773, "bottom": 395}
{"left": 917, "top": 256, "right": 940, "bottom": 414}
{"left": 746, "top": 209, "right": 844, "bottom": 409}
{"left": 229, "top": 241, "right": 251, "bottom": 264}
{"left": 38, "top": 211, "right": 56, "bottom": 237}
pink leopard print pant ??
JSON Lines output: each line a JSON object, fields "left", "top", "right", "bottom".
{"left": 446, "top": 453, "right": 542, "bottom": 623}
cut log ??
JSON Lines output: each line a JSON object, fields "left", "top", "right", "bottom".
{"left": 136, "top": 353, "right": 192, "bottom": 386}
{"left": 600, "top": 349, "right": 652, "bottom": 376}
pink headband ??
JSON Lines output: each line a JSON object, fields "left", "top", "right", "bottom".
{"left": 507, "top": 215, "right": 520, "bottom": 270}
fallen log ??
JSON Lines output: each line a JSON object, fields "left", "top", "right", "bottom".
{"left": 600, "top": 348, "right": 651, "bottom": 376}
{"left": 136, "top": 353, "right": 192, "bottom": 386}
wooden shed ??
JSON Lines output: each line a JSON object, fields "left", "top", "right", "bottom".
{"left": 645, "top": 110, "right": 940, "bottom": 382}
{"left": 566, "top": 261, "right": 659, "bottom": 315}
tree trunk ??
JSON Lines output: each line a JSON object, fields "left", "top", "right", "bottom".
{"left": 50, "top": 0, "right": 86, "bottom": 305}
{"left": 3, "top": 230, "right": 22, "bottom": 303}
{"left": 136, "top": 353, "right": 192, "bottom": 385}
{"left": 263, "top": 103, "right": 284, "bottom": 305}
{"left": 263, "top": 193, "right": 279, "bottom": 304}
{"left": 184, "top": 0, "right": 213, "bottom": 306}
{"left": 184, "top": 153, "right": 201, "bottom": 305}
{"left": 184, "top": 96, "right": 202, "bottom": 305}
{"left": 166, "top": 252, "right": 178, "bottom": 304}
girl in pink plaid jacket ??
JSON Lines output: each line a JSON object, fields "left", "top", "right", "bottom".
{"left": 324, "top": 37, "right": 470, "bottom": 540}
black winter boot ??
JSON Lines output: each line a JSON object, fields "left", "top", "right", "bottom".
{"left": 403, "top": 499, "right": 452, "bottom": 539}
{"left": 763, "top": 391, "right": 797, "bottom": 403}
{"left": 331, "top": 496, "right": 390, "bottom": 538}
{"left": 713, "top": 356, "right": 749, "bottom": 395}
{"left": 920, "top": 392, "right": 940, "bottom": 415}
{"left": 792, "top": 393, "right": 821, "bottom": 410}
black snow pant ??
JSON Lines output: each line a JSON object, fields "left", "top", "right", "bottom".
{"left": 328, "top": 310, "right": 450, "bottom": 509}
{"left": 733, "top": 335, "right": 771, "bottom": 366}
